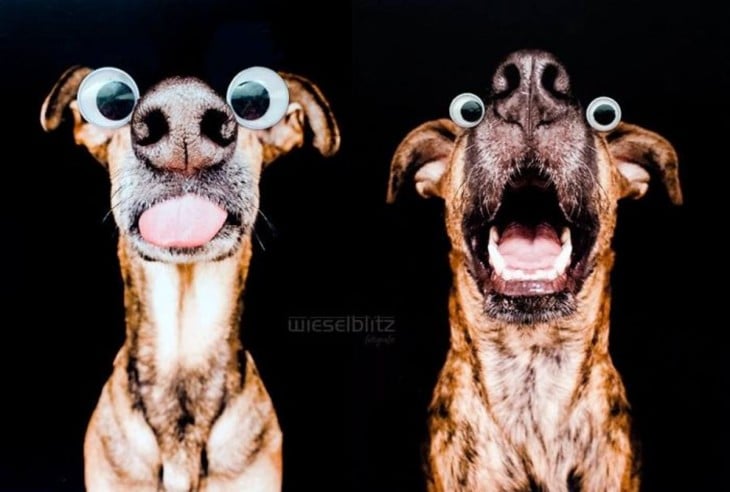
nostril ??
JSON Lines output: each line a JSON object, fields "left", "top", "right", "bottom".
{"left": 493, "top": 63, "right": 521, "bottom": 96}
{"left": 135, "top": 109, "right": 168, "bottom": 146}
{"left": 540, "top": 63, "right": 570, "bottom": 98}
{"left": 200, "top": 109, "right": 236, "bottom": 147}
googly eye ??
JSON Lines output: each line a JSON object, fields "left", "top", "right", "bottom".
{"left": 77, "top": 67, "right": 140, "bottom": 128}
{"left": 586, "top": 96, "right": 622, "bottom": 132}
{"left": 226, "top": 67, "right": 289, "bottom": 130}
{"left": 449, "top": 93, "right": 485, "bottom": 128}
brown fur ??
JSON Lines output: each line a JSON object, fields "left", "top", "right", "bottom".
{"left": 389, "top": 51, "right": 681, "bottom": 491}
{"left": 41, "top": 66, "right": 339, "bottom": 491}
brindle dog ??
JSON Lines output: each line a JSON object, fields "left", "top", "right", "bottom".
{"left": 388, "top": 50, "right": 681, "bottom": 491}
{"left": 41, "top": 67, "right": 339, "bottom": 491}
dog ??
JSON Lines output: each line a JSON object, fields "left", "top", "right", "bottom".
{"left": 41, "top": 65, "right": 339, "bottom": 491}
{"left": 388, "top": 50, "right": 682, "bottom": 491}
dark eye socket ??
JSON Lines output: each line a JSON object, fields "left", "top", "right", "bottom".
{"left": 229, "top": 81, "right": 270, "bottom": 121}
{"left": 97, "top": 81, "right": 136, "bottom": 121}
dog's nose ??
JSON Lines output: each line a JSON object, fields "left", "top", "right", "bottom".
{"left": 491, "top": 50, "right": 572, "bottom": 134}
{"left": 131, "top": 78, "right": 238, "bottom": 175}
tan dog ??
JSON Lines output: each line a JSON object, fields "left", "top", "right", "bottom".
{"left": 388, "top": 50, "right": 681, "bottom": 491}
{"left": 41, "top": 66, "right": 339, "bottom": 491}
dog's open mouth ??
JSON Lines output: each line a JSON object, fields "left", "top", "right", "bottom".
{"left": 467, "top": 172, "right": 597, "bottom": 300}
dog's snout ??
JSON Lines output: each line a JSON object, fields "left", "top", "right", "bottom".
{"left": 131, "top": 78, "right": 237, "bottom": 175}
{"left": 492, "top": 50, "right": 572, "bottom": 134}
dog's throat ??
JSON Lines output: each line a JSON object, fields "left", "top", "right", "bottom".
{"left": 130, "top": 254, "right": 245, "bottom": 374}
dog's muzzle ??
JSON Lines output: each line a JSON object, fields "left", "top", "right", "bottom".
{"left": 111, "top": 77, "right": 256, "bottom": 263}
{"left": 461, "top": 50, "right": 600, "bottom": 323}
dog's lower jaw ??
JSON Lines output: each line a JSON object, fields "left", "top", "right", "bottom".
{"left": 84, "top": 236, "right": 282, "bottom": 491}
{"left": 426, "top": 256, "right": 638, "bottom": 492}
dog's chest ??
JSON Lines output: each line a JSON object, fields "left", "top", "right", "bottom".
{"left": 143, "top": 260, "right": 239, "bottom": 373}
{"left": 482, "top": 342, "right": 580, "bottom": 440}
{"left": 478, "top": 340, "right": 588, "bottom": 478}
{"left": 129, "top": 259, "right": 243, "bottom": 449}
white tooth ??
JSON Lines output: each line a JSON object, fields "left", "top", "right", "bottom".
{"left": 490, "top": 226, "right": 500, "bottom": 244}
{"left": 522, "top": 269, "right": 557, "bottom": 281}
{"left": 488, "top": 241, "right": 506, "bottom": 276}
{"left": 561, "top": 227, "right": 571, "bottom": 244}
{"left": 498, "top": 267, "right": 560, "bottom": 282}
{"left": 554, "top": 240, "right": 573, "bottom": 274}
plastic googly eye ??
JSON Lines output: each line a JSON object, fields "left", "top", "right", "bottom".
{"left": 226, "top": 67, "right": 289, "bottom": 130}
{"left": 77, "top": 67, "right": 139, "bottom": 128}
{"left": 586, "top": 96, "right": 621, "bottom": 132}
{"left": 449, "top": 93, "right": 485, "bottom": 128}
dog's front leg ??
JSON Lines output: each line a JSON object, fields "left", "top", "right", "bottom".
{"left": 84, "top": 351, "right": 162, "bottom": 491}
{"left": 572, "top": 410, "right": 638, "bottom": 492}
{"left": 201, "top": 353, "right": 282, "bottom": 492}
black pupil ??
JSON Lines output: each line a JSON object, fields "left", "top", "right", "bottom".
{"left": 230, "top": 81, "right": 270, "bottom": 120}
{"left": 460, "top": 100, "right": 483, "bottom": 123}
{"left": 593, "top": 104, "right": 616, "bottom": 125}
{"left": 96, "top": 81, "right": 135, "bottom": 120}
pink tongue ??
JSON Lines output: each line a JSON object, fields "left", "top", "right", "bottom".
{"left": 139, "top": 194, "right": 227, "bottom": 248}
{"left": 498, "top": 223, "right": 562, "bottom": 270}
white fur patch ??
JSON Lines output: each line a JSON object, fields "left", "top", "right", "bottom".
{"left": 144, "top": 256, "right": 239, "bottom": 375}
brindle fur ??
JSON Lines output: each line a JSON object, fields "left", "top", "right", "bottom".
{"left": 41, "top": 66, "right": 339, "bottom": 491}
{"left": 388, "top": 51, "right": 681, "bottom": 491}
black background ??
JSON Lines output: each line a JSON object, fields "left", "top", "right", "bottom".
{"left": 0, "top": 0, "right": 727, "bottom": 490}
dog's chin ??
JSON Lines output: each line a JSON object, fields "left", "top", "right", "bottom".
{"left": 484, "top": 292, "right": 576, "bottom": 324}
{"left": 127, "top": 224, "right": 246, "bottom": 264}
{"left": 464, "top": 177, "right": 598, "bottom": 325}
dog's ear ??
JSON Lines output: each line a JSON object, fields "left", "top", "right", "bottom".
{"left": 257, "top": 72, "right": 340, "bottom": 165}
{"left": 40, "top": 66, "right": 115, "bottom": 165}
{"left": 606, "top": 122, "right": 683, "bottom": 205}
{"left": 387, "top": 119, "right": 460, "bottom": 203}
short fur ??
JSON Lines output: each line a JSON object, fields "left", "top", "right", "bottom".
{"left": 388, "top": 50, "right": 681, "bottom": 491}
{"left": 42, "top": 66, "right": 340, "bottom": 491}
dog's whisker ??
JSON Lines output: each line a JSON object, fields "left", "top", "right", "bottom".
{"left": 40, "top": 63, "right": 345, "bottom": 490}
{"left": 252, "top": 230, "right": 266, "bottom": 252}
{"left": 386, "top": 50, "right": 681, "bottom": 492}
{"left": 256, "top": 209, "right": 277, "bottom": 236}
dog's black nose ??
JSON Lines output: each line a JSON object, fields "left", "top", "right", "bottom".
{"left": 131, "top": 78, "right": 238, "bottom": 175}
{"left": 491, "top": 50, "right": 572, "bottom": 134}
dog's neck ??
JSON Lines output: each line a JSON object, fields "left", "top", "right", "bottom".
{"left": 119, "top": 237, "right": 252, "bottom": 382}
{"left": 448, "top": 250, "right": 615, "bottom": 419}
{"left": 115, "top": 237, "right": 255, "bottom": 482}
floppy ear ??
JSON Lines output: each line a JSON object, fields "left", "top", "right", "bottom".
{"left": 606, "top": 122, "right": 683, "bottom": 205}
{"left": 40, "top": 66, "right": 115, "bottom": 165}
{"left": 257, "top": 72, "right": 341, "bottom": 165}
{"left": 387, "top": 119, "right": 460, "bottom": 203}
